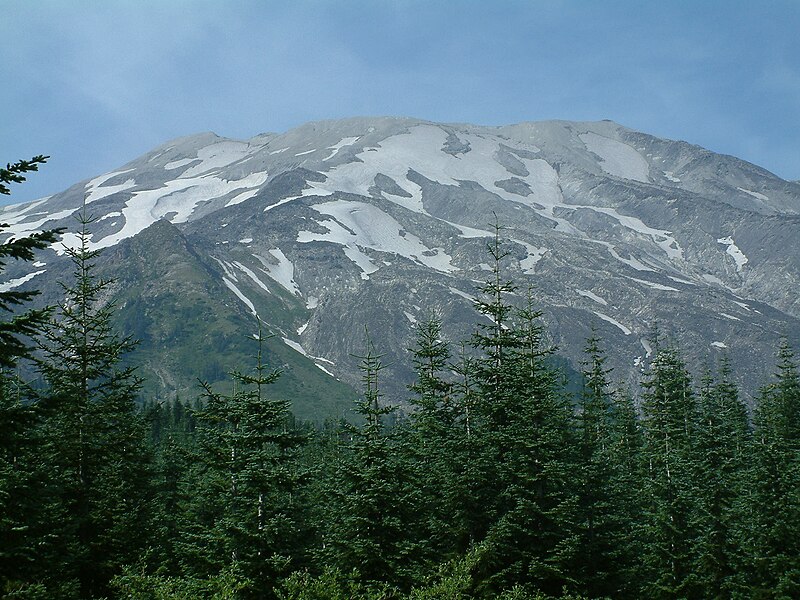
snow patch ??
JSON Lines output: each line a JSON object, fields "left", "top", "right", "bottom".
{"left": 180, "top": 140, "right": 254, "bottom": 178}
{"left": 281, "top": 337, "right": 338, "bottom": 377}
{"left": 731, "top": 300, "right": 751, "bottom": 311}
{"left": 5, "top": 207, "right": 78, "bottom": 240}
{"left": 667, "top": 275, "right": 696, "bottom": 286}
{"left": 164, "top": 158, "right": 197, "bottom": 170}
{"left": 514, "top": 239, "right": 547, "bottom": 273}
{"left": 232, "top": 261, "right": 272, "bottom": 294}
{"left": 711, "top": 341, "right": 728, "bottom": 349}
{"left": 720, "top": 313, "right": 741, "bottom": 321}
{"left": 226, "top": 187, "right": 262, "bottom": 207}
{"left": 717, "top": 236, "right": 748, "bottom": 271}
{"left": 0, "top": 269, "right": 46, "bottom": 292}
{"left": 663, "top": 171, "right": 681, "bottom": 182}
{"left": 253, "top": 249, "right": 301, "bottom": 296}
{"left": 602, "top": 244, "right": 654, "bottom": 272}
{"left": 85, "top": 177, "right": 136, "bottom": 205}
{"left": 298, "top": 200, "right": 457, "bottom": 275}
{"left": 579, "top": 132, "right": 650, "bottom": 182}
{"left": 223, "top": 277, "right": 257, "bottom": 316}
{"left": 736, "top": 187, "right": 769, "bottom": 202}
{"left": 576, "top": 289, "right": 608, "bottom": 306}
{"left": 303, "top": 125, "right": 563, "bottom": 219}
{"left": 449, "top": 287, "right": 477, "bottom": 303}
{"left": 702, "top": 274, "right": 725, "bottom": 286}
{"left": 93, "top": 172, "right": 267, "bottom": 248}
{"left": 403, "top": 311, "right": 417, "bottom": 324}
{"left": 322, "top": 136, "right": 360, "bottom": 161}
{"left": 593, "top": 311, "right": 632, "bottom": 335}
{"left": 629, "top": 277, "right": 679, "bottom": 292}
{"left": 294, "top": 149, "right": 316, "bottom": 156}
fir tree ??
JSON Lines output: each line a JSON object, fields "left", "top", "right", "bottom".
{"left": 405, "top": 312, "right": 462, "bottom": 561}
{"left": 33, "top": 207, "right": 153, "bottom": 597}
{"left": 692, "top": 359, "right": 751, "bottom": 598}
{"left": 316, "top": 332, "right": 420, "bottom": 592}
{"left": 574, "top": 331, "right": 619, "bottom": 597}
{"left": 0, "top": 156, "right": 63, "bottom": 595}
{"left": 748, "top": 339, "right": 800, "bottom": 597}
{"left": 181, "top": 324, "right": 307, "bottom": 597}
{"left": 639, "top": 343, "right": 701, "bottom": 598}
{"left": 477, "top": 288, "right": 577, "bottom": 597}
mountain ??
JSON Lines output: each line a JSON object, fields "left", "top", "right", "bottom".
{"left": 2, "top": 117, "right": 799, "bottom": 412}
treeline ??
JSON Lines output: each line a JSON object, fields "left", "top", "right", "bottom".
{"left": 1, "top": 160, "right": 800, "bottom": 599}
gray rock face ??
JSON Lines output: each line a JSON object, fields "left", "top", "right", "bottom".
{"left": 2, "top": 117, "right": 798, "bottom": 407}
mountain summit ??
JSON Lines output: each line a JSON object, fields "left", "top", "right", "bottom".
{"left": 2, "top": 117, "right": 798, "bottom": 409}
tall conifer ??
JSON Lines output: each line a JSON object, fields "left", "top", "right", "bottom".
{"left": 34, "top": 207, "right": 153, "bottom": 597}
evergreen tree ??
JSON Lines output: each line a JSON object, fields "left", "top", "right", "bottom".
{"left": 639, "top": 343, "right": 701, "bottom": 598}
{"left": 748, "top": 339, "right": 800, "bottom": 597}
{"left": 181, "top": 324, "right": 307, "bottom": 597}
{"left": 574, "top": 331, "right": 619, "bottom": 597}
{"left": 0, "top": 156, "right": 63, "bottom": 595}
{"left": 316, "top": 332, "right": 420, "bottom": 592}
{"left": 606, "top": 385, "right": 646, "bottom": 598}
{"left": 33, "top": 208, "right": 153, "bottom": 597}
{"left": 692, "top": 358, "right": 751, "bottom": 598}
{"left": 477, "top": 288, "right": 577, "bottom": 597}
{"left": 466, "top": 225, "right": 577, "bottom": 595}
{"left": 404, "top": 313, "right": 462, "bottom": 561}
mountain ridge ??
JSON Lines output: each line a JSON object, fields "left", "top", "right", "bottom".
{"left": 2, "top": 116, "right": 798, "bottom": 409}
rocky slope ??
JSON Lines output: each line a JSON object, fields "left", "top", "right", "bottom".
{"left": 2, "top": 117, "right": 799, "bottom": 410}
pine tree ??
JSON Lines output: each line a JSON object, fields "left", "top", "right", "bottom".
{"left": 33, "top": 208, "right": 153, "bottom": 597}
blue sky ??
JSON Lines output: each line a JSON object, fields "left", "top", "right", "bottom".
{"left": 2, "top": 0, "right": 799, "bottom": 205}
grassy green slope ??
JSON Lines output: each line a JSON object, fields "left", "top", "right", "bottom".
{"left": 97, "top": 219, "right": 356, "bottom": 422}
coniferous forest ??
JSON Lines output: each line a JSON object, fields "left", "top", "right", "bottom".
{"left": 2, "top": 159, "right": 800, "bottom": 599}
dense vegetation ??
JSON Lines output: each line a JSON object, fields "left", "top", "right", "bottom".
{"left": 2, "top": 159, "right": 799, "bottom": 599}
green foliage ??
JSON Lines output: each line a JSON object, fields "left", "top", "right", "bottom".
{"left": 30, "top": 208, "right": 154, "bottom": 597}
{"left": 178, "top": 323, "right": 308, "bottom": 597}
{"left": 111, "top": 566, "right": 250, "bottom": 599}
